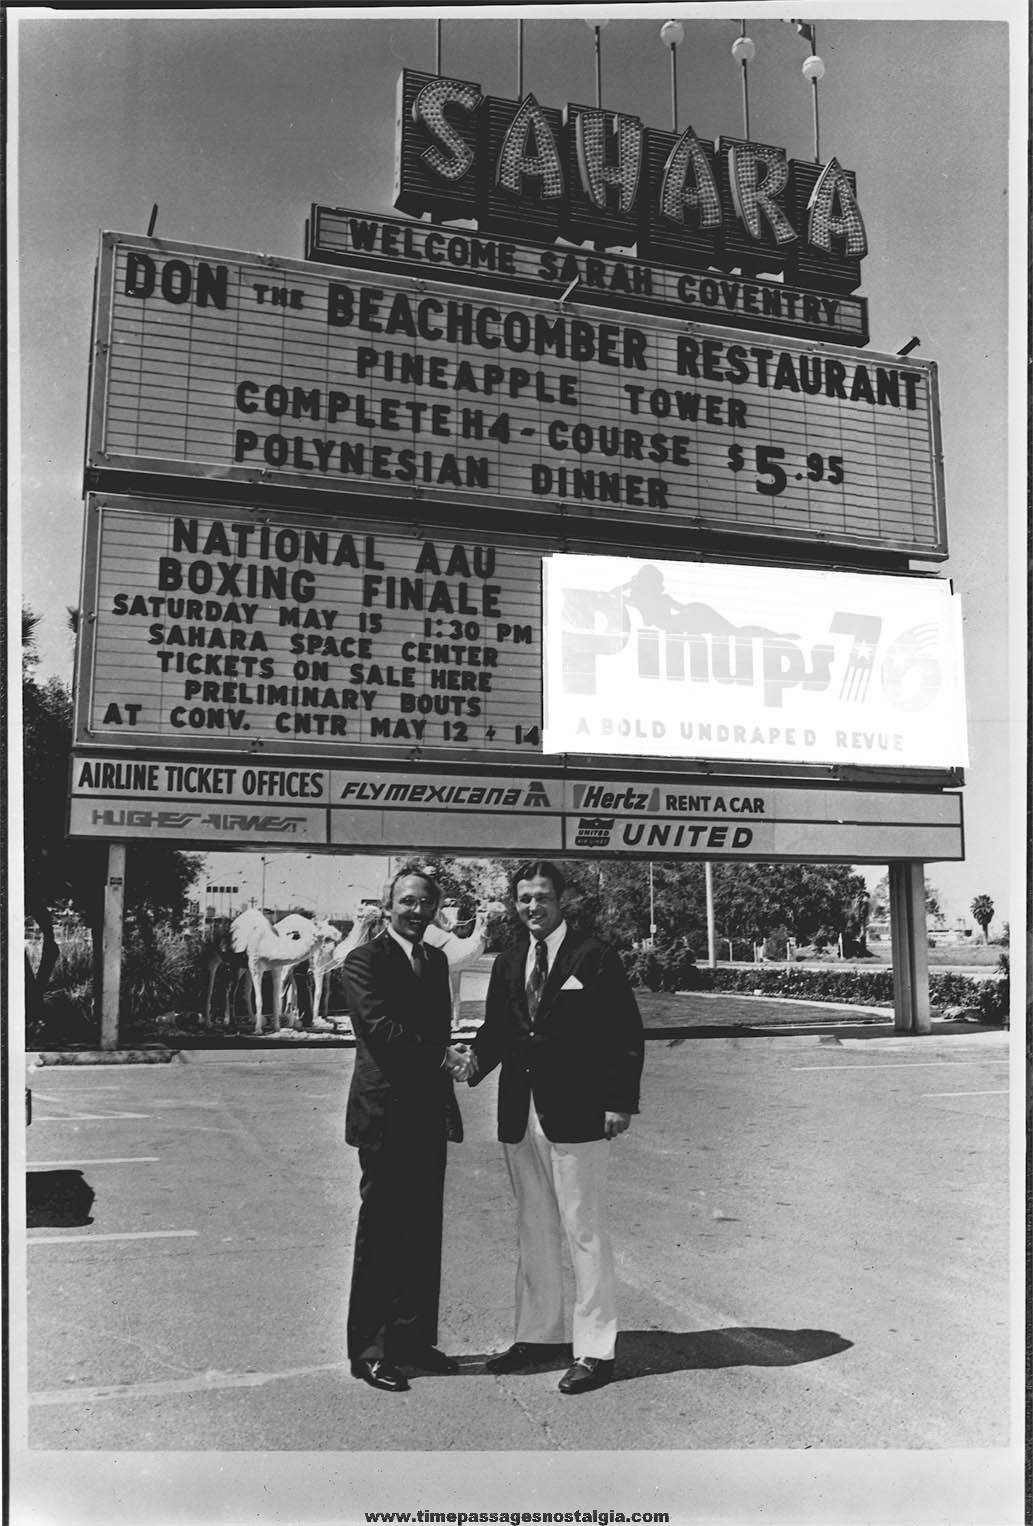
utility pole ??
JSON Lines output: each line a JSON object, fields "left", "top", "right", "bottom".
{"left": 705, "top": 861, "right": 717, "bottom": 967}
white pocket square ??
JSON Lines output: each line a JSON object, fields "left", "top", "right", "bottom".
{"left": 560, "top": 976, "right": 584, "bottom": 991}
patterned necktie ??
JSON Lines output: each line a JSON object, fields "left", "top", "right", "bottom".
{"left": 411, "top": 940, "right": 426, "bottom": 979}
{"left": 526, "top": 937, "right": 549, "bottom": 1022}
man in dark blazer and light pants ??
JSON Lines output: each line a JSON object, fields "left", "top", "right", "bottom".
{"left": 342, "top": 869, "right": 465, "bottom": 1393}
{"left": 468, "top": 860, "right": 644, "bottom": 1394}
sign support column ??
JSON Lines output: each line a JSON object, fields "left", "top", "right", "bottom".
{"left": 101, "top": 843, "right": 126, "bottom": 1050}
{"left": 889, "top": 861, "right": 931, "bottom": 1034}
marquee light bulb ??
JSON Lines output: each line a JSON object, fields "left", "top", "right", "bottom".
{"left": 731, "top": 36, "right": 755, "bottom": 64}
{"left": 660, "top": 20, "right": 685, "bottom": 49}
{"left": 802, "top": 54, "right": 826, "bottom": 82}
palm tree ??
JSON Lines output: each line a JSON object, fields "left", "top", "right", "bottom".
{"left": 970, "top": 894, "right": 995, "bottom": 942}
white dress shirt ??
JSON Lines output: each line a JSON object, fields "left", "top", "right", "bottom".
{"left": 524, "top": 920, "right": 568, "bottom": 984}
{"left": 386, "top": 924, "right": 420, "bottom": 966}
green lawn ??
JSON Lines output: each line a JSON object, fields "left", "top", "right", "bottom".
{"left": 864, "top": 943, "right": 1004, "bottom": 968}
{"left": 630, "top": 989, "right": 891, "bottom": 1031}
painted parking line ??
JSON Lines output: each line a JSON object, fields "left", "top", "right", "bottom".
{"left": 919, "top": 1089, "right": 1009, "bottom": 1099}
{"left": 791, "top": 1060, "right": 1010, "bottom": 1072}
{"left": 32, "top": 1112, "right": 151, "bottom": 1121}
{"left": 28, "top": 1229, "right": 199, "bottom": 1245}
{"left": 30, "top": 1359, "right": 349, "bottom": 1405}
{"left": 177, "top": 1059, "right": 343, "bottom": 1067}
{"left": 29, "top": 1157, "right": 160, "bottom": 1167}
{"left": 30, "top": 1088, "right": 127, "bottom": 1099}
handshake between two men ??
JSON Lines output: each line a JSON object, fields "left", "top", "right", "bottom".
{"left": 444, "top": 1044, "right": 478, "bottom": 1083}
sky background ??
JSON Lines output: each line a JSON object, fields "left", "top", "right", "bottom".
{"left": 12, "top": 3, "right": 1023, "bottom": 933}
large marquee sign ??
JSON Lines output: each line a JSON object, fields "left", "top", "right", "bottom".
{"left": 87, "top": 234, "right": 945, "bottom": 558}
{"left": 394, "top": 70, "right": 867, "bottom": 294}
{"left": 68, "top": 752, "right": 963, "bottom": 862}
{"left": 74, "top": 495, "right": 543, "bottom": 762}
{"left": 542, "top": 555, "right": 968, "bottom": 770}
{"left": 306, "top": 205, "right": 870, "bottom": 345}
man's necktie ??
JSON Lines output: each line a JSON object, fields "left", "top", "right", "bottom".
{"left": 526, "top": 937, "right": 548, "bottom": 1022}
{"left": 411, "top": 940, "right": 426, "bottom": 979}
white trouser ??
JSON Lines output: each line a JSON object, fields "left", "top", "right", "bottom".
{"left": 502, "top": 1105, "right": 617, "bottom": 1361}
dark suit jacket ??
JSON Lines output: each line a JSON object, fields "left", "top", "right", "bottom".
{"left": 343, "top": 931, "right": 461, "bottom": 1149}
{"left": 470, "top": 927, "right": 644, "bottom": 1143}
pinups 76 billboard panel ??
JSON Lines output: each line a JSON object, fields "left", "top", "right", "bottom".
{"left": 86, "top": 233, "right": 946, "bottom": 558}
{"left": 542, "top": 555, "right": 968, "bottom": 770}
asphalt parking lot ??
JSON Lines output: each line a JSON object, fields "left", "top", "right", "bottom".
{"left": 13, "top": 1010, "right": 1019, "bottom": 1524}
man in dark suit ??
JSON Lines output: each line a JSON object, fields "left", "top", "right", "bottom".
{"left": 467, "top": 860, "right": 644, "bottom": 1394}
{"left": 342, "top": 869, "right": 465, "bottom": 1393}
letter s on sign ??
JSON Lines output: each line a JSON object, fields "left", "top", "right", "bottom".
{"left": 414, "top": 78, "right": 484, "bottom": 182}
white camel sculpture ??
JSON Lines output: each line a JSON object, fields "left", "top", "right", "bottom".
{"left": 336, "top": 901, "right": 487, "bottom": 1024}
{"left": 426, "top": 908, "right": 488, "bottom": 1024}
{"left": 230, "top": 909, "right": 340, "bottom": 1033}
{"left": 282, "top": 918, "right": 346, "bottom": 1025}
{"left": 310, "top": 904, "right": 384, "bottom": 1020}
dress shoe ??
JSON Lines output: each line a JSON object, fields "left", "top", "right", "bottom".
{"left": 558, "top": 1357, "right": 615, "bottom": 1394}
{"left": 485, "top": 1341, "right": 571, "bottom": 1375}
{"left": 350, "top": 1358, "right": 409, "bottom": 1392}
{"left": 399, "top": 1346, "right": 460, "bottom": 1375}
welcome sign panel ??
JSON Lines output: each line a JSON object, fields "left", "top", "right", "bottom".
{"left": 88, "top": 233, "right": 945, "bottom": 557}
{"left": 542, "top": 555, "right": 968, "bottom": 769}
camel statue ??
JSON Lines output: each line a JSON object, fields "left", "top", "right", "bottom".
{"left": 230, "top": 909, "right": 340, "bottom": 1033}
{"left": 336, "top": 900, "right": 487, "bottom": 1024}
{"left": 309, "top": 904, "right": 384, "bottom": 1020}
{"left": 424, "top": 908, "right": 488, "bottom": 1023}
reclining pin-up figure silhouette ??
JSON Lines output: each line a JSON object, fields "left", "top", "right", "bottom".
{"left": 561, "top": 564, "right": 801, "bottom": 695}
{"left": 620, "top": 564, "right": 798, "bottom": 641}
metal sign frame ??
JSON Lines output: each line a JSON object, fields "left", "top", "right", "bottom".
{"left": 85, "top": 233, "right": 947, "bottom": 560}
{"left": 74, "top": 491, "right": 965, "bottom": 789}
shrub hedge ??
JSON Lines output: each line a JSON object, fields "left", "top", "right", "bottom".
{"left": 622, "top": 950, "right": 1010, "bottom": 1026}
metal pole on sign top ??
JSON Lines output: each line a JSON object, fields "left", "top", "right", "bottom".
{"left": 805, "top": 28, "right": 823, "bottom": 164}
{"left": 583, "top": 17, "right": 609, "bottom": 109}
{"left": 731, "top": 23, "right": 755, "bottom": 141}
{"left": 660, "top": 20, "right": 684, "bottom": 134}
{"left": 435, "top": 18, "right": 442, "bottom": 76}
{"left": 789, "top": 19, "right": 825, "bottom": 164}
{"left": 517, "top": 18, "right": 523, "bottom": 98}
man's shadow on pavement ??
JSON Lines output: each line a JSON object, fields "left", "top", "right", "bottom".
{"left": 27, "top": 1170, "right": 95, "bottom": 1228}
{"left": 466, "top": 1328, "right": 850, "bottom": 1377}
{"left": 614, "top": 1327, "right": 852, "bottom": 1379}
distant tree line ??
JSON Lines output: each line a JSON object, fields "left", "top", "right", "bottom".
{"left": 393, "top": 853, "right": 871, "bottom": 961}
